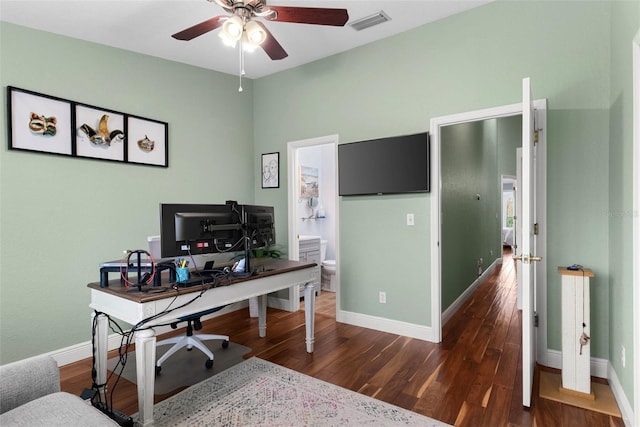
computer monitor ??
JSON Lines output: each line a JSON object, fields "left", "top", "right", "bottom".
{"left": 242, "top": 205, "right": 276, "bottom": 249}
{"left": 159, "top": 203, "right": 243, "bottom": 258}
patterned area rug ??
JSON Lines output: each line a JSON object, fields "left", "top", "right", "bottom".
{"left": 140, "top": 357, "right": 450, "bottom": 426}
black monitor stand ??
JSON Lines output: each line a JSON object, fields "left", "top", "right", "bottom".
{"left": 241, "top": 223, "right": 252, "bottom": 275}
{"left": 227, "top": 200, "right": 252, "bottom": 276}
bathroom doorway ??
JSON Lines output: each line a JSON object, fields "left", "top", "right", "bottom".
{"left": 287, "top": 135, "right": 340, "bottom": 317}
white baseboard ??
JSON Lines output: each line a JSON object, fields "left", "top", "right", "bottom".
{"left": 442, "top": 258, "right": 500, "bottom": 325}
{"left": 47, "top": 301, "right": 249, "bottom": 367}
{"left": 543, "top": 349, "right": 608, "bottom": 379}
{"left": 337, "top": 310, "right": 434, "bottom": 342}
{"left": 607, "top": 362, "right": 634, "bottom": 426}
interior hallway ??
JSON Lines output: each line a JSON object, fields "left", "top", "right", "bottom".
{"left": 59, "top": 250, "right": 623, "bottom": 425}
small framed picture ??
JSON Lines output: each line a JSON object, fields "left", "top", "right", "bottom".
{"left": 126, "top": 115, "right": 168, "bottom": 167}
{"left": 8, "top": 86, "right": 73, "bottom": 156}
{"left": 300, "top": 165, "right": 319, "bottom": 198}
{"left": 74, "top": 103, "right": 125, "bottom": 162}
{"left": 261, "top": 152, "right": 279, "bottom": 188}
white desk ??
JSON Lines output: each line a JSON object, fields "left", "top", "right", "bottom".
{"left": 88, "top": 259, "right": 317, "bottom": 427}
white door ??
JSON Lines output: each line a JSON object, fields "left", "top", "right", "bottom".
{"left": 516, "top": 149, "right": 523, "bottom": 310}
{"left": 518, "top": 77, "right": 541, "bottom": 407}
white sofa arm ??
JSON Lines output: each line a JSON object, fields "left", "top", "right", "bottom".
{"left": 0, "top": 355, "right": 60, "bottom": 414}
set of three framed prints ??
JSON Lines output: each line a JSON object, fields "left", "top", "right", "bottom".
{"left": 7, "top": 86, "right": 168, "bottom": 167}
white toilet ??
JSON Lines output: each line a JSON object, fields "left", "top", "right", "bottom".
{"left": 320, "top": 240, "right": 337, "bottom": 292}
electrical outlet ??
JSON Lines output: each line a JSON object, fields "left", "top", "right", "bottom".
{"left": 406, "top": 213, "right": 415, "bottom": 226}
{"left": 621, "top": 345, "right": 626, "bottom": 368}
{"left": 379, "top": 291, "right": 387, "bottom": 304}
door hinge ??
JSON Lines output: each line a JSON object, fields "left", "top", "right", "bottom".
{"left": 534, "top": 223, "right": 539, "bottom": 235}
{"left": 534, "top": 312, "right": 539, "bottom": 327}
{"left": 533, "top": 109, "right": 542, "bottom": 145}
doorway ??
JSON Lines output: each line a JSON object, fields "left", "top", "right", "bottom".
{"left": 287, "top": 135, "right": 340, "bottom": 316}
{"left": 438, "top": 117, "right": 521, "bottom": 320}
{"left": 429, "top": 100, "right": 548, "bottom": 364}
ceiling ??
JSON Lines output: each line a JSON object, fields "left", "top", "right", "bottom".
{"left": 0, "top": 0, "right": 491, "bottom": 79}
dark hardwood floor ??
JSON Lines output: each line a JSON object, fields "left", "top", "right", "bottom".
{"left": 60, "top": 253, "right": 623, "bottom": 426}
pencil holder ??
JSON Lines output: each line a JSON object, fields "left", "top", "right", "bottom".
{"left": 176, "top": 267, "right": 189, "bottom": 283}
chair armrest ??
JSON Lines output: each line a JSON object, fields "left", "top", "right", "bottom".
{"left": 0, "top": 355, "right": 60, "bottom": 414}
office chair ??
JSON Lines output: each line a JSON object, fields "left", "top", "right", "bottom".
{"left": 155, "top": 308, "right": 229, "bottom": 374}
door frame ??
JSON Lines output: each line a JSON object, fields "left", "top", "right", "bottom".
{"left": 287, "top": 134, "right": 340, "bottom": 314}
{"left": 632, "top": 28, "right": 640, "bottom": 427}
{"left": 429, "top": 100, "right": 547, "bottom": 364}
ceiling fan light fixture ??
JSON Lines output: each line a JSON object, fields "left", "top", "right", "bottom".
{"left": 349, "top": 10, "right": 391, "bottom": 31}
{"left": 220, "top": 15, "right": 244, "bottom": 43}
{"left": 244, "top": 20, "right": 267, "bottom": 46}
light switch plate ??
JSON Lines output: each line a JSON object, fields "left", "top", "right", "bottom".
{"left": 406, "top": 213, "right": 415, "bottom": 226}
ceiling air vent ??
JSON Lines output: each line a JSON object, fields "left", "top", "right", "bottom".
{"left": 349, "top": 10, "right": 391, "bottom": 31}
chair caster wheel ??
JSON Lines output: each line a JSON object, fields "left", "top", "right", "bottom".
{"left": 155, "top": 366, "right": 161, "bottom": 375}
{"left": 222, "top": 340, "right": 229, "bottom": 349}
{"left": 205, "top": 359, "right": 213, "bottom": 369}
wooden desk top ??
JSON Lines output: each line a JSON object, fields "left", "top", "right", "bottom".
{"left": 88, "top": 258, "right": 316, "bottom": 303}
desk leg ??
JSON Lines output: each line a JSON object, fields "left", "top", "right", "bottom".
{"left": 304, "top": 282, "right": 316, "bottom": 353}
{"left": 134, "top": 328, "right": 156, "bottom": 427}
{"left": 257, "top": 294, "right": 267, "bottom": 337}
{"left": 92, "top": 312, "right": 109, "bottom": 403}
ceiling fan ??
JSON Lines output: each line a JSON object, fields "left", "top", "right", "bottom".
{"left": 172, "top": 0, "right": 350, "bottom": 61}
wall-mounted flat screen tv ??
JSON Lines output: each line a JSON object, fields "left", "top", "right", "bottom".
{"left": 338, "top": 132, "right": 430, "bottom": 196}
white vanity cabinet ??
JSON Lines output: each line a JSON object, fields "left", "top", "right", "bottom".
{"left": 298, "top": 237, "right": 321, "bottom": 296}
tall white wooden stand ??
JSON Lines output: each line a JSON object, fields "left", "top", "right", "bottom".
{"left": 558, "top": 266, "right": 595, "bottom": 399}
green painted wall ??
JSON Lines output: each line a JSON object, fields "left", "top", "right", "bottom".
{"left": 0, "top": 23, "right": 255, "bottom": 363}
{"left": 608, "top": 0, "right": 639, "bottom": 407}
{"left": 441, "top": 120, "right": 500, "bottom": 310}
{"left": 440, "top": 115, "right": 520, "bottom": 311}
{"left": 497, "top": 116, "right": 522, "bottom": 178}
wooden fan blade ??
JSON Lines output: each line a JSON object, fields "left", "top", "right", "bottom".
{"left": 172, "top": 16, "right": 226, "bottom": 40}
{"left": 263, "top": 6, "right": 348, "bottom": 26}
{"left": 255, "top": 22, "right": 288, "bottom": 60}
